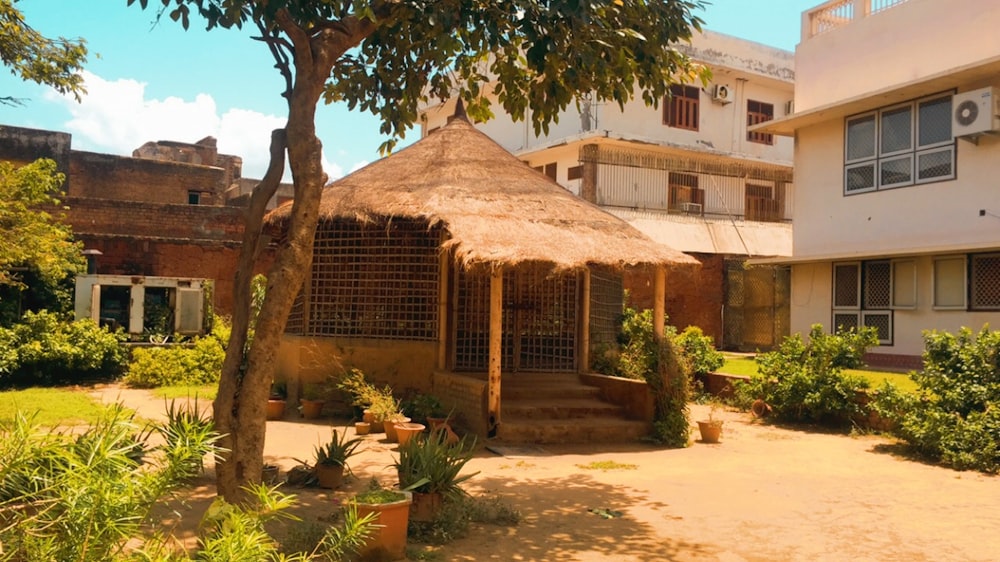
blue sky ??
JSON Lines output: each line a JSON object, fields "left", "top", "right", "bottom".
{"left": 2, "top": 0, "right": 818, "bottom": 180}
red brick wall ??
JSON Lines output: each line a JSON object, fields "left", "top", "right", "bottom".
{"left": 69, "top": 151, "right": 227, "bottom": 205}
{"left": 623, "top": 254, "right": 725, "bottom": 344}
{"left": 63, "top": 197, "right": 245, "bottom": 241}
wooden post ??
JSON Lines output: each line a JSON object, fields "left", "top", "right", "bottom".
{"left": 488, "top": 268, "right": 503, "bottom": 437}
{"left": 653, "top": 265, "right": 666, "bottom": 340}
{"left": 580, "top": 269, "right": 591, "bottom": 372}
{"left": 437, "top": 249, "right": 449, "bottom": 370}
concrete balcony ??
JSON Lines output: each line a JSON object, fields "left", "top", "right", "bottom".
{"left": 802, "top": 0, "right": 911, "bottom": 41}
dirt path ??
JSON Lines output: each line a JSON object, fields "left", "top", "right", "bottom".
{"left": 89, "top": 385, "right": 1000, "bottom": 561}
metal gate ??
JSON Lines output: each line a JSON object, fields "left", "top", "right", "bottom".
{"left": 723, "top": 260, "right": 790, "bottom": 352}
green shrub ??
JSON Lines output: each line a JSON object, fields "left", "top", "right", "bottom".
{"left": 896, "top": 326, "right": 1000, "bottom": 472}
{"left": 675, "top": 326, "right": 724, "bottom": 375}
{"left": 734, "top": 325, "right": 878, "bottom": 425}
{"left": 124, "top": 334, "right": 226, "bottom": 388}
{"left": 0, "top": 310, "right": 127, "bottom": 386}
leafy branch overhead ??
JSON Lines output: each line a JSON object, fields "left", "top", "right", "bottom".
{"left": 0, "top": 0, "right": 88, "bottom": 106}
{"left": 130, "top": 0, "right": 710, "bottom": 153}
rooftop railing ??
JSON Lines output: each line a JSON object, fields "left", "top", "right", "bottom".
{"left": 802, "top": 0, "right": 910, "bottom": 41}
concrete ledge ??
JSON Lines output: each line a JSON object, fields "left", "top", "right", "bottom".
{"left": 579, "top": 373, "right": 654, "bottom": 424}
{"left": 696, "top": 372, "right": 751, "bottom": 398}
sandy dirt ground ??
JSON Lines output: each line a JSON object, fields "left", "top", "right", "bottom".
{"left": 89, "top": 385, "right": 1000, "bottom": 562}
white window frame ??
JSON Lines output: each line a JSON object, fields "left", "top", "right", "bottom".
{"left": 932, "top": 255, "right": 967, "bottom": 310}
{"left": 832, "top": 260, "right": 894, "bottom": 346}
{"left": 844, "top": 93, "right": 955, "bottom": 195}
{"left": 862, "top": 310, "right": 894, "bottom": 346}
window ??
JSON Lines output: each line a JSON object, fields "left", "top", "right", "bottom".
{"left": 533, "top": 163, "right": 557, "bottom": 181}
{"left": 187, "top": 191, "right": 201, "bottom": 205}
{"left": 832, "top": 261, "right": 893, "bottom": 344}
{"left": 746, "top": 100, "right": 774, "bottom": 144}
{"left": 892, "top": 260, "right": 917, "bottom": 309}
{"left": 567, "top": 165, "right": 583, "bottom": 181}
{"left": 667, "top": 173, "right": 703, "bottom": 214}
{"left": 745, "top": 183, "right": 783, "bottom": 222}
{"left": 971, "top": 253, "right": 1000, "bottom": 310}
{"left": 844, "top": 93, "right": 954, "bottom": 194}
{"left": 663, "top": 85, "right": 699, "bottom": 131}
{"left": 933, "top": 256, "right": 966, "bottom": 309}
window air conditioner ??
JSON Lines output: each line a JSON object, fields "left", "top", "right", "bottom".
{"left": 952, "top": 86, "right": 1000, "bottom": 138}
{"left": 712, "top": 84, "right": 732, "bottom": 104}
{"left": 784, "top": 100, "right": 794, "bottom": 115}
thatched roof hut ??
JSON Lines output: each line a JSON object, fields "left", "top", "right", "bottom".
{"left": 267, "top": 108, "right": 695, "bottom": 439}
{"left": 268, "top": 110, "right": 696, "bottom": 271}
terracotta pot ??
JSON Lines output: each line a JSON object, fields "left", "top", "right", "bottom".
{"left": 362, "top": 409, "right": 376, "bottom": 424}
{"left": 266, "top": 399, "right": 286, "bottom": 420}
{"left": 395, "top": 422, "right": 425, "bottom": 446}
{"left": 355, "top": 421, "right": 371, "bottom": 435}
{"left": 356, "top": 491, "right": 412, "bottom": 561}
{"left": 697, "top": 420, "right": 723, "bottom": 444}
{"left": 409, "top": 490, "right": 443, "bottom": 522}
{"left": 426, "top": 416, "right": 450, "bottom": 431}
{"left": 300, "top": 399, "right": 325, "bottom": 419}
{"left": 262, "top": 464, "right": 280, "bottom": 485}
{"left": 315, "top": 463, "right": 345, "bottom": 489}
{"left": 383, "top": 417, "right": 410, "bottom": 443}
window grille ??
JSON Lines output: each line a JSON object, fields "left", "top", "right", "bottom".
{"left": 746, "top": 100, "right": 774, "bottom": 145}
{"left": 862, "top": 311, "right": 893, "bottom": 345}
{"left": 833, "top": 263, "right": 860, "bottom": 308}
{"left": 832, "top": 312, "right": 860, "bottom": 331}
{"left": 864, "top": 261, "right": 891, "bottom": 309}
{"left": 844, "top": 93, "right": 954, "bottom": 194}
{"left": 305, "top": 219, "right": 440, "bottom": 340}
{"left": 971, "top": 253, "right": 1000, "bottom": 310}
{"left": 664, "top": 85, "right": 699, "bottom": 131}
{"left": 668, "top": 172, "right": 703, "bottom": 214}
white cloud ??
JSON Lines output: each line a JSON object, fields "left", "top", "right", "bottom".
{"left": 48, "top": 71, "right": 344, "bottom": 182}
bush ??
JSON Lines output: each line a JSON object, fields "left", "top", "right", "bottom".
{"left": 896, "top": 326, "right": 1000, "bottom": 472}
{"left": 734, "top": 324, "right": 878, "bottom": 425}
{"left": 0, "top": 310, "right": 127, "bottom": 386}
{"left": 675, "top": 326, "right": 724, "bottom": 375}
{"left": 124, "top": 334, "right": 226, "bottom": 388}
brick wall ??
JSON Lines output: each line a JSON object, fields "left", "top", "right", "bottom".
{"left": 864, "top": 353, "right": 923, "bottom": 372}
{"left": 0, "top": 125, "right": 72, "bottom": 177}
{"left": 432, "top": 372, "right": 488, "bottom": 437}
{"left": 69, "top": 151, "right": 228, "bottom": 205}
{"left": 63, "top": 197, "right": 245, "bottom": 241}
{"left": 623, "top": 253, "right": 725, "bottom": 343}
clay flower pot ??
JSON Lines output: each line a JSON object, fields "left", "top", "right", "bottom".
{"left": 315, "top": 463, "right": 345, "bottom": 489}
{"left": 697, "top": 420, "right": 723, "bottom": 444}
{"left": 300, "top": 399, "right": 325, "bottom": 419}
{"left": 355, "top": 421, "right": 371, "bottom": 435}
{"left": 395, "top": 422, "right": 425, "bottom": 446}
{"left": 384, "top": 417, "right": 411, "bottom": 443}
{"left": 355, "top": 491, "right": 412, "bottom": 561}
{"left": 266, "top": 399, "right": 286, "bottom": 420}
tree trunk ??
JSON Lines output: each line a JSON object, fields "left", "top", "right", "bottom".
{"left": 213, "top": 9, "right": 375, "bottom": 502}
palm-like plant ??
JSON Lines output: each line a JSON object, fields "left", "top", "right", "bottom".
{"left": 395, "top": 431, "right": 478, "bottom": 498}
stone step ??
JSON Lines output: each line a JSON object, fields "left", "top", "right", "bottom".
{"left": 497, "top": 417, "right": 649, "bottom": 444}
{"left": 502, "top": 398, "right": 625, "bottom": 420}
{"left": 501, "top": 383, "right": 602, "bottom": 401}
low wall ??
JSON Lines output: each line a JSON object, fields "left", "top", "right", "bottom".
{"left": 696, "top": 372, "right": 751, "bottom": 399}
{"left": 579, "top": 372, "right": 655, "bottom": 424}
{"left": 432, "top": 372, "right": 488, "bottom": 438}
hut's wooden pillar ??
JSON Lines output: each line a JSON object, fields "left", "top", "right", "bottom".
{"left": 579, "top": 269, "right": 591, "bottom": 372}
{"left": 488, "top": 268, "right": 503, "bottom": 437}
{"left": 653, "top": 265, "right": 666, "bottom": 340}
{"left": 437, "top": 250, "right": 449, "bottom": 371}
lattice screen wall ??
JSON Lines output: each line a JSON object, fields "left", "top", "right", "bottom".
{"left": 723, "top": 259, "right": 790, "bottom": 351}
{"left": 291, "top": 218, "right": 440, "bottom": 340}
{"left": 454, "top": 267, "right": 580, "bottom": 372}
{"left": 590, "top": 267, "right": 624, "bottom": 348}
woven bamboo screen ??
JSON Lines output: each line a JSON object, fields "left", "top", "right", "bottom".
{"left": 290, "top": 218, "right": 440, "bottom": 340}
{"left": 589, "top": 267, "right": 624, "bottom": 348}
{"left": 454, "top": 266, "right": 580, "bottom": 372}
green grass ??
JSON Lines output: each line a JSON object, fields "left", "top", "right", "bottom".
{"left": 0, "top": 387, "right": 110, "bottom": 427}
{"left": 152, "top": 385, "right": 217, "bottom": 400}
{"left": 575, "top": 460, "right": 638, "bottom": 471}
{"left": 719, "top": 354, "right": 919, "bottom": 394}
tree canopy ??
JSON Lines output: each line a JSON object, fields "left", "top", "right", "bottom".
{"left": 0, "top": 159, "right": 83, "bottom": 289}
{"left": 0, "top": 0, "right": 88, "bottom": 106}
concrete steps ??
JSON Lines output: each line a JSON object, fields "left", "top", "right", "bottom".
{"left": 495, "top": 374, "right": 649, "bottom": 444}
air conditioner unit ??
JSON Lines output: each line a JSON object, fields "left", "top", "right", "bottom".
{"left": 784, "top": 100, "right": 795, "bottom": 115}
{"left": 712, "top": 84, "right": 733, "bottom": 104}
{"left": 952, "top": 86, "right": 1000, "bottom": 138}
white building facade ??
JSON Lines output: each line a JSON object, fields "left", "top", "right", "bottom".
{"left": 420, "top": 30, "right": 796, "bottom": 351}
{"left": 755, "top": 0, "right": 1000, "bottom": 369}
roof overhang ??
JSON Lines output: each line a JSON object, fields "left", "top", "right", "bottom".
{"left": 752, "top": 54, "right": 1000, "bottom": 137}
{"left": 750, "top": 240, "right": 1000, "bottom": 266}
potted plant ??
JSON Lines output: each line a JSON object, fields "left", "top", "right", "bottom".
{"left": 394, "top": 431, "right": 478, "bottom": 521}
{"left": 697, "top": 404, "right": 724, "bottom": 444}
{"left": 403, "top": 393, "right": 447, "bottom": 427}
{"left": 353, "top": 480, "right": 412, "bottom": 561}
{"left": 383, "top": 412, "right": 410, "bottom": 443}
{"left": 299, "top": 383, "right": 326, "bottom": 419}
{"left": 313, "top": 427, "right": 364, "bottom": 489}
{"left": 266, "top": 381, "right": 287, "bottom": 420}
{"left": 367, "top": 393, "right": 401, "bottom": 436}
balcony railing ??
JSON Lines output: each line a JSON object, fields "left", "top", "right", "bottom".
{"left": 803, "top": 0, "right": 910, "bottom": 40}
{"left": 583, "top": 146, "right": 794, "bottom": 223}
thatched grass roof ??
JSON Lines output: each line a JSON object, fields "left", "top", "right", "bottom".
{"left": 267, "top": 112, "right": 697, "bottom": 271}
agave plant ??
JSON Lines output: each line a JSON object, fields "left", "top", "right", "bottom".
{"left": 394, "top": 431, "right": 478, "bottom": 498}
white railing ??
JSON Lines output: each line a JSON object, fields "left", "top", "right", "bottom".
{"left": 803, "top": 0, "right": 910, "bottom": 40}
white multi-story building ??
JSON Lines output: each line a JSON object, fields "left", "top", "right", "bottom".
{"left": 754, "top": 0, "right": 1000, "bottom": 369}
{"left": 420, "top": 30, "right": 796, "bottom": 351}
